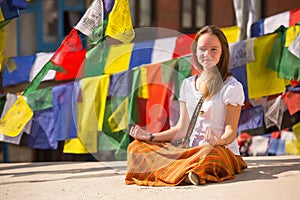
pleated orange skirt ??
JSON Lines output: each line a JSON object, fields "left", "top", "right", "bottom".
{"left": 125, "top": 140, "right": 247, "bottom": 186}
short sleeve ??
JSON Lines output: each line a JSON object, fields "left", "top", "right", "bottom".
{"left": 178, "top": 78, "right": 188, "bottom": 102}
{"left": 223, "top": 79, "right": 245, "bottom": 106}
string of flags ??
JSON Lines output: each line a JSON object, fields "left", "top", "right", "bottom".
{"left": 0, "top": 0, "right": 300, "bottom": 159}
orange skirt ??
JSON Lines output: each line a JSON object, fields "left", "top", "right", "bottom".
{"left": 125, "top": 140, "right": 247, "bottom": 186}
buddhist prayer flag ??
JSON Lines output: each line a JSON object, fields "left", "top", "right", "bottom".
{"left": 55, "top": 49, "right": 86, "bottom": 81}
{"left": 251, "top": 7, "right": 300, "bottom": 37}
{"left": 282, "top": 91, "right": 300, "bottom": 115}
{"left": 52, "top": 83, "right": 77, "bottom": 141}
{"left": 151, "top": 37, "right": 177, "bottom": 63}
{"left": 229, "top": 38, "right": 255, "bottom": 69}
{"left": 137, "top": 66, "right": 149, "bottom": 99}
{"left": 0, "top": 94, "right": 24, "bottom": 145}
{"left": 174, "top": 56, "right": 192, "bottom": 99}
{"left": 2, "top": 55, "right": 35, "bottom": 87}
{"left": 22, "top": 28, "right": 84, "bottom": 95}
{"left": 105, "top": 0, "right": 135, "bottom": 43}
{"left": 84, "top": 24, "right": 109, "bottom": 77}
{"left": 0, "top": 0, "right": 19, "bottom": 22}
{"left": 264, "top": 95, "right": 287, "bottom": 130}
{"left": 29, "top": 52, "right": 55, "bottom": 82}
{"left": 129, "top": 40, "right": 154, "bottom": 70}
{"left": 23, "top": 61, "right": 65, "bottom": 96}
{"left": 291, "top": 122, "right": 300, "bottom": 155}
{"left": 0, "top": 96, "right": 33, "bottom": 137}
{"left": 108, "top": 69, "right": 140, "bottom": 132}
{"left": 11, "top": 0, "right": 27, "bottom": 9}
{"left": 267, "top": 24, "right": 300, "bottom": 81}
{"left": 173, "top": 34, "right": 195, "bottom": 58}
{"left": 221, "top": 26, "right": 240, "bottom": 44}
{"left": 76, "top": 75, "right": 110, "bottom": 153}
{"left": 26, "top": 108, "right": 58, "bottom": 150}
{"left": 75, "top": 0, "right": 104, "bottom": 37}
{"left": 99, "top": 99, "right": 129, "bottom": 160}
{"left": 288, "top": 31, "right": 300, "bottom": 58}
{"left": 104, "top": 43, "right": 134, "bottom": 74}
{"left": 145, "top": 63, "right": 172, "bottom": 132}
{"left": 63, "top": 138, "right": 90, "bottom": 154}
{"left": 25, "top": 87, "right": 53, "bottom": 111}
{"left": 238, "top": 105, "right": 264, "bottom": 132}
{"left": 51, "top": 28, "right": 83, "bottom": 66}
{"left": 103, "top": 0, "right": 115, "bottom": 16}
{"left": 246, "top": 33, "right": 286, "bottom": 99}
{"left": 1, "top": 0, "right": 300, "bottom": 161}
{"left": 230, "top": 66, "right": 248, "bottom": 100}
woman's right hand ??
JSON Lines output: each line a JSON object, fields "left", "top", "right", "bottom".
{"left": 129, "top": 125, "right": 152, "bottom": 141}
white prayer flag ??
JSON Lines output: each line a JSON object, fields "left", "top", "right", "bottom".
{"left": 75, "top": 0, "right": 104, "bottom": 36}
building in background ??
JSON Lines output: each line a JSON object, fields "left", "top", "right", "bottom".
{"left": 5, "top": 0, "right": 300, "bottom": 56}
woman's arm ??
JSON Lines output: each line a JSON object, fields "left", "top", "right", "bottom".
{"left": 204, "top": 104, "right": 242, "bottom": 146}
{"left": 130, "top": 101, "right": 190, "bottom": 142}
{"left": 218, "top": 104, "right": 242, "bottom": 145}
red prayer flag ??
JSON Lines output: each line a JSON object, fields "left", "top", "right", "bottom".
{"left": 282, "top": 91, "right": 300, "bottom": 115}
{"left": 145, "top": 63, "right": 172, "bottom": 132}
{"left": 55, "top": 50, "right": 87, "bottom": 81}
{"left": 172, "top": 33, "right": 196, "bottom": 58}
{"left": 51, "top": 28, "right": 83, "bottom": 66}
{"left": 290, "top": 8, "right": 300, "bottom": 26}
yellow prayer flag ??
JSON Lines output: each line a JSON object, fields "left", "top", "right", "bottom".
{"left": 104, "top": 43, "right": 133, "bottom": 75}
{"left": 285, "top": 140, "right": 300, "bottom": 155}
{"left": 105, "top": 0, "right": 135, "bottom": 43}
{"left": 137, "top": 66, "right": 149, "bottom": 99}
{"left": 63, "top": 138, "right": 89, "bottom": 154}
{"left": 108, "top": 97, "right": 128, "bottom": 132}
{"left": 96, "top": 75, "right": 110, "bottom": 130}
{"left": 246, "top": 34, "right": 286, "bottom": 99}
{"left": 76, "top": 75, "right": 110, "bottom": 153}
{"left": 292, "top": 121, "right": 300, "bottom": 141}
{"left": 0, "top": 96, "right": 33, "bottom": 137}
{"left": 285, "top": 25, "right": 300, "bottom": 47}
{"left": 290, "top": 122, "right": 300, "bottom": 155}
{"left": 0, "top": 9, "right": 5, "bottom": 22}
{"left": 221, "top": 26, "right": 240, "bottom": 44}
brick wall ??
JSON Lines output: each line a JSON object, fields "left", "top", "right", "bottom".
{"left": 263, "top": 0, "right": 300, "bottom": 17}
{"left": 209, "top": 0, "right": 235, "bottom": 27}
{"left": 156, "top": 0, "right": 180, "bottom": 30}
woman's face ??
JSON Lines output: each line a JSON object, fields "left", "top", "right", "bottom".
{"left": 196, "top": 33, "right": 222, "bottom": 70}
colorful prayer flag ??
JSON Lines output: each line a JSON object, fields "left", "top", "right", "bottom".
{"left": 0, "top": 0, "right": 19, "bottom": 22}
{"left": 246, "top": 33, "right": 286, "bottom": 99}
{"left": 105, "top": 0, "right": 135, "bottom": 43}
{"left": 51, "top": 28, "right": 83, "bottom": 66}
{"left": 221, "top": 26, "right": 240, "bottom": 44}
{"left": 2, "top": 54, "right": 35, "bottom": 87}
{"left": 104, "top": 43, "right": 133, "bottom": 74}
{"left": 75, "top": 0, "right": 104, "bottom": 37}
{"left": 0, "top": 96, "right": 33, "bottom": 137}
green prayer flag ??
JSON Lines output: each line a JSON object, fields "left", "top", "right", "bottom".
{"left": 24, "top": 87, "right": 53, "bottom": 111}
{"left": 23, "top": 61, "right": 65, "bottom": 96}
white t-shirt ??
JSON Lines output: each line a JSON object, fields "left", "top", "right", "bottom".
{"left": 179, "top": 75, "right": 245, "bottom": 155}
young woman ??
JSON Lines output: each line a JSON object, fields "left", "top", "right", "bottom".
{"left": 125, "top": 25, "right": 247, "bottom": 186}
